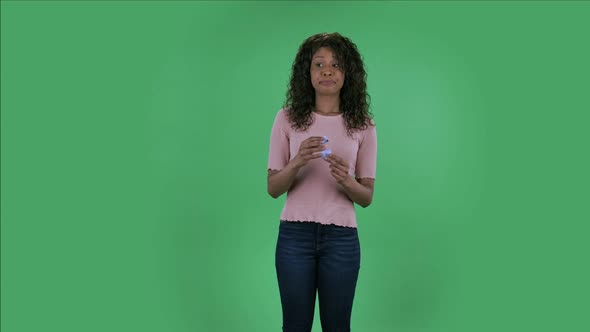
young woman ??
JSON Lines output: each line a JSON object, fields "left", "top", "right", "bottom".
{"left": 267, "top": 32, "right": 377, "bottom": 331}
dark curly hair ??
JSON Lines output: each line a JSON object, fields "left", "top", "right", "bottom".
{"left": 284, "top": 32, "right": 373, "bottom": 136}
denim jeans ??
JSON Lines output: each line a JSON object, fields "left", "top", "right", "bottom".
{"left": 275, "top": 220, "right": 361, "bottom": 332}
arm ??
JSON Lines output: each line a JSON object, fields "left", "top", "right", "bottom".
{"left": 267, "top": 136, "right": 326, "bottom": 198}
{"left": 339, "top": 177, "right": 375, "bottom": 208}
{"left": 343, "top": 122, "right": 377, "bottom": 207}
{"left": 267, "top": 161, "right": 301, "bottom": 199}
{"left": 325, "top": 153, "right": 375, "bottom": 207}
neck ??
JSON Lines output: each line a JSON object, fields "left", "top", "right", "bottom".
{"left": 314, "top": 95, "right": 341, "bottom": 115}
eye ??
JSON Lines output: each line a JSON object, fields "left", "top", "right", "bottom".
{"left": 333, "top": 63, "right": 340, "bottom": 68}
{"left": 315, "top": 63, "right": 324, "bottom": 68}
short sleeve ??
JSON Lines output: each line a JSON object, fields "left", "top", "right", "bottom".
{"left": 267, "top": 109, "right": 290, "bottom": 171}
{"left": 355, "top": 123, "right": 377, "bottom": 179}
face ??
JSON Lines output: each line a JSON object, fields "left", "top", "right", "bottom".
{"left": 310, "top": 47, "right": 345, "bottom": 96}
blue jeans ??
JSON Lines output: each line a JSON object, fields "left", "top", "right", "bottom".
{"left": 275, "top": 220, "right": 361, "bottom": 332}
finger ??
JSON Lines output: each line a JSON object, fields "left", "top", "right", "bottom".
{"left": 335, "top": 169, "right": 349, "bottom": 181}
{"left": 330, "top": 164, "right": 348, "bottom": 177}
{"left": 325, "top": 155, "right": 339, "bottom": 165}
{"left": 334, "top": 161, "right": 350, "bottom": 174}
{"left": 307, "top": 148, "right": 327, "bottom": 158}
{"left": 311, "top": 141, "right": 326, "bottom": 148}
{"left": 303, "top": 140, "right": 325, "bottom": 149}
{"left": 335, "top": 159, "right": 349, "bottom": 170}
{"left": 332, "top": 160, "right": 349, "bottom": 173}
{"left": 304, "top": 136, "right": 325, "bottom": 144}
{"left": 327, "top": 155, "right": 347, "bottom": 169}
{"left": 304, "top": 146, "right": 326, "bottom": 155}
{"left": 330, "top": 170, "right": 345, "bottom": 182}
{"left": 309, "top": 151, "right": 324, "bottom": 159}
{"left": 329, "top": 154, "right": 343, "bottom": 163}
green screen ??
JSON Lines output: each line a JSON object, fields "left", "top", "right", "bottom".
{"left": 2, "top": 1, "right": 589, "bottom": 331}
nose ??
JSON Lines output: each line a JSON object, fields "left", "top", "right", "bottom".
{"left": 322, "top": 70, "right": 333, "bottom": 77}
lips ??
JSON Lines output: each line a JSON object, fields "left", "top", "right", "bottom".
{"left": 319, "top": 80, "right": 336, "bottom": 85}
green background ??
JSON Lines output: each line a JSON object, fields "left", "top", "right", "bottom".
{"left": 2, "top": 1, "right": 589, "bottom": 331}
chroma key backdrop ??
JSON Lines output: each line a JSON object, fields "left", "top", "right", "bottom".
{"left": 2, "top": 1, "right": 589, "bottom": 332}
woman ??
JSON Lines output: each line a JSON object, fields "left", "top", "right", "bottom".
{"left": 267, "top": 32, "right": 377, "bottom": 332}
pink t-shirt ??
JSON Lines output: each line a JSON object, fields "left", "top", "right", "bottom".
{"left": 267, "top": 108, "right": 377, "bottom": 228}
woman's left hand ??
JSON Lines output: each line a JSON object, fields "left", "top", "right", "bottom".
{"left": 324, "top": 154, "right": 353, "bottom": 185}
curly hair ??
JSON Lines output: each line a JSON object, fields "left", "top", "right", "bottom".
{"left": 284, "top": 32, "right": 373, "bottom": 136}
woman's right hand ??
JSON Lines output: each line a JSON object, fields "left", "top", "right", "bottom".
{"left": 268, "top": 136, "right": 326, "bottom": 198}
{"left": 291, "top": 136, "right": 326, "bottom": 168}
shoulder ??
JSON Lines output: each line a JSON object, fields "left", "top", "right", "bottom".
{"left": 364, "top": 118, "right": 376, "bottom": 132}
{"left": 275, "top": 107, "right": 291, "bottom": 121}
{"left": 358, "top": 118, "right": 377, "bottom": 141}
{"left": 272, "top": 107, "right": 293, "bottom": 133}
{"left": 272, "top": 107, "right": 288, "bottom": 123}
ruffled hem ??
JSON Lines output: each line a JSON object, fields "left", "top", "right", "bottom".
{"left": 279, "top": 218, "right": 357, "bottom": 229}
{"left": 279, "top": 201, "right": 358, "bottom": 228}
